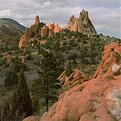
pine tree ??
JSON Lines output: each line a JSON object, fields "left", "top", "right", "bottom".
{"left": 31, "top": 50, "right": 61, "bottom": 111}
{"left": 4, "top": 69, "right": 32, "bottom": 121}
{"left": 31, "top": 36, "right": 64, "bottom": 112}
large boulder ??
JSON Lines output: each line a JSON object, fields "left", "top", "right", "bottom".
{"left": 112, "top": 64, "right": 121, "bottom": 75}
{"left": 93, "top": 42, "right": 121, "bottom": 79}
{"left": 40, "top": 77, "right": 121, "bottom": 121}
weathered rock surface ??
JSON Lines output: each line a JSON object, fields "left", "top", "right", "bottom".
{"left": 48, "top": 23, "right": 55, "bottom": 37}
{"left": 19, "top": 10, "right": 97, "bottom": 49}
{"left": 40, "top": 25, "right": 49, "bottom": 37}
{"left": 54, "top": 24, "right": 61, "bottom": 33}
{"left": 18, "top": 15, "right": 43, "bottom": 49}
{"left": 23, "top": 116, "right": 40, "bottom": 121}
{"left": 65, "top": 15, "right": 78, "bottom": 32}
{"left": 18, "top": 18, "right": 62, "bottom": 48}
{"left": 65, "top": 10, "right": 97, "bottom": 35}
{"left": 18, "top": 28, "right": 32, "bottom": 49}
{"left": 22, "top": 42, "right": 121, "bottom": 121}
{"left": 34, "top": 15, "right": 40, "bottom": 25}
{"left": 93, "top": 42, "right": 121, "bottom": 79}
{"left": 37, "top": 42, "right": 121, "bottom": 121}
{"left": 58, "top": 68, "right": 87, "bottom": 89}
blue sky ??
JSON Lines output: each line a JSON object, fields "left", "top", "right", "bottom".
{"left": 0, "top": 0, "right": 120, "bottom": 38}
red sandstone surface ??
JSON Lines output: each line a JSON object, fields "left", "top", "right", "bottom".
{"left": 23, "top": 43, "right": 121, "bottom": 121}
{"left": 39, "top": 42, "right": 121, "bottom": 121}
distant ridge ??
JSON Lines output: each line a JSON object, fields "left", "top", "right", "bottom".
{"left": 0, "top": 18, "right": 26, "bottom": 31}
{"left": 0, "top": 18, "right": 26, "bottom": 51}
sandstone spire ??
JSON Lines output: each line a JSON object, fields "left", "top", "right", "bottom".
{"left": 48, "top": 23, "right": 55, "bottom": 37}
{"left": 34, "top": 15, "right": 40, "bottom": 25}
{"left": 54, "top": 24, "right": 61, "bottom": 33}
{"left": 65, "top": 10, "right": 97, "bottom": 35}
{"left": 18, "top": 15, "right": 41, "bottom": 49}
{"left": 40, "top": 25, "right": 49, "bottom": 37}
{"left": 78, "top": 10, "right": 96, "bottom": 35}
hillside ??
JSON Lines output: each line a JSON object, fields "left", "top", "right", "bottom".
{"left": 24, "top": 42, "right": 121, "bottom": 121}
{"left": 0, "top": 18, "right": 26, "bottom": 52}
{"left": 0, "top": 10, "right": 121, "bottom": 121}
{"left": 0, "top": 18, "right": 26, "bottom": 31}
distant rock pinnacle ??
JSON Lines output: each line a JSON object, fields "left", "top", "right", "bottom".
{"left": 65, "top": 10, "right": 97, "bottom": 36}
{"left": 34, "top": 15, "right": 40, "bottom": 25}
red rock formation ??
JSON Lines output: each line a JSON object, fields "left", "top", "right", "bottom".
{"left": 18, "top": 34, "right": 25, "bottom": 48}
{"left": 34, "top": 15, "right": 40, "bottom": 25}
{"left": 18, "top": 16, "right": 62, "bottom": 49}
{"left": 18, "top": 15, "right": 41, "bottom": 49}
{"left": 93, "top": 42, "right": 121, "bottom": 79}
{"left": 48, "top": 23, "right": 55, "bottom": 37}
{"left": 65, "top": 15, "right": 78, "bottom": 32}
{"left": 21, "top": 41, "right": 121, "bottom": 121}
{"left": 58, "top": 68, "right": 87, "bottom": 89}
{"left": 54, "top": 24, "right": 61, "bottom": 33}
{"left": 65, "top": 10, "right": 96, "bottom": 35}
{"left": 48, "top": 23, "right": 55, "bottom": 30}
{"left": 39, "top": 40, "right": 46, "bottom": 45}
{"left": 18, "top": 28, "right": 32, "bottom": 49}
{"left": 38, "top": 42, "right": 121, "bottom": 121}
{"left": 40, "top": 25, "right": 49, "bottom": 37}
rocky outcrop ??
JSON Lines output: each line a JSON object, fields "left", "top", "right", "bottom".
{"left": 48, "top": 23, "right": 55, "bottom": 37}
{"left": 21, "top": 41, "right": 121, "bottom": 121}
{"left": 18, "top": 10, "right": 96, "bottom": 49}
{"left": 65, "top": 10, "right": 97, "bottom": 36}
{"left": 40, "top": 25, "right": 49, "bottom": 37}
{"left": 18, "top": 17, "right": 62, "bottom": 48}
{"left": 18, "top": 15, "right": 45, "bottom": 49}
{"left": 48, "top": 23, "right": 61, "bottom": 37}
{"left": 57, "top": 68, "right": 87, "bottom": 89}
{"left": 34, "top": 15, "right": 40, "bottom": 25}
{"left": 93, "top": 42, "right": 121, "bottom": 79}
{"left": 65, "top": 15, "right": 78, "bottom": 32}
{"left": 18, "top": 28, "right": 32, "bottom": 49}
{"left": 54, "top": 24, "right": 61, "bottom": 33}
{"left": 36, "top": 42, "right": 121, "bottom": 121}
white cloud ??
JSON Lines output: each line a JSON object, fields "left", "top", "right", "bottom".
{"left": 43, "top": 1, "right": 51, "bottom": 6}
{"left": 0, "top": 9, "right": 11, "bottom": 17}
{"left": 0, "top": 0, "right": 120, "bottom": 38}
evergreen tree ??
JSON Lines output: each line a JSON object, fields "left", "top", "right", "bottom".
{"left": 31, "top": 49, "right": 62, "bottom": 111}
{"left": 3, "top": 69, "right": 32, "bottom": 121}
{"left": 4, "top": 63, "right": 18, "bottom": 87}
{"left": 32, "top": 35, "right": 64, "bottom": 112}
